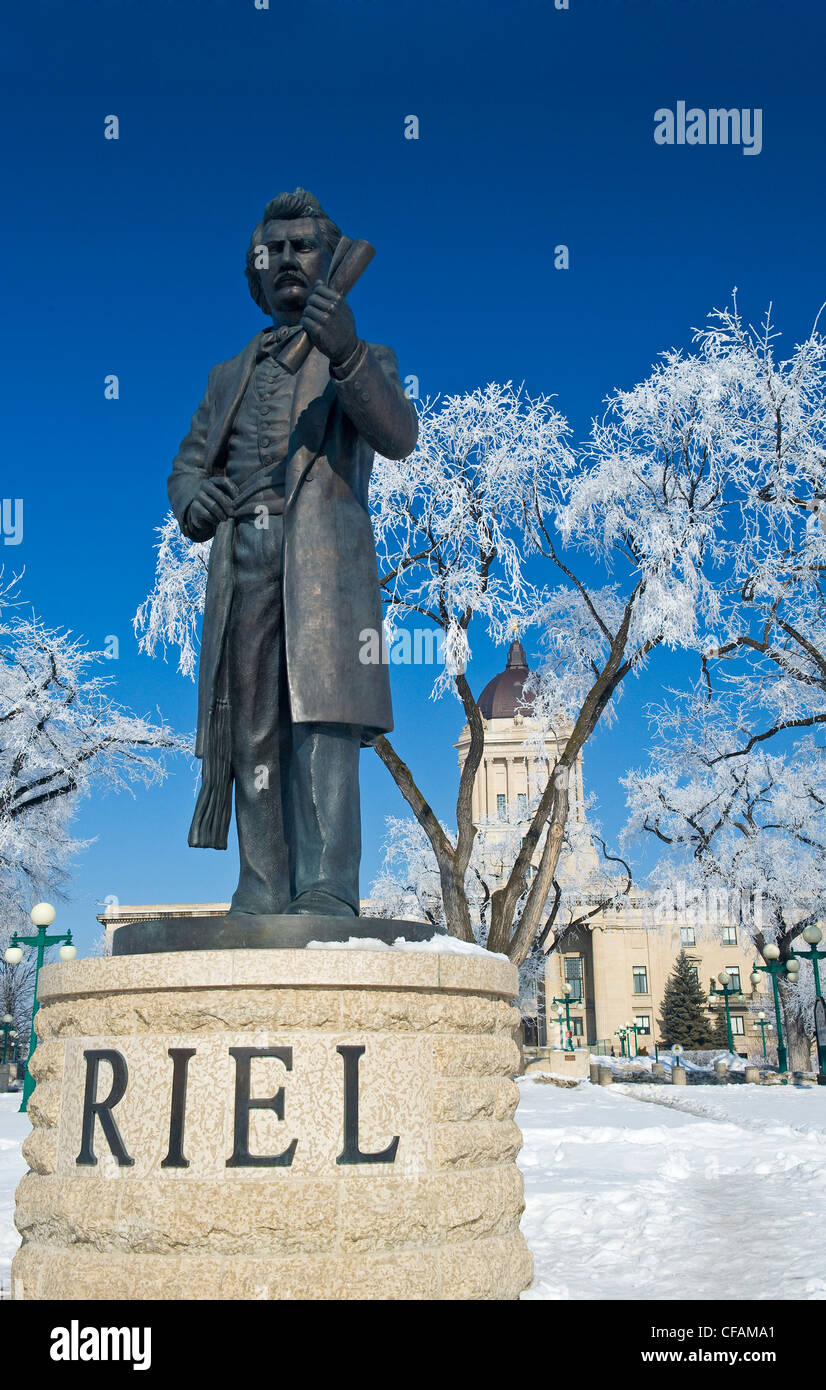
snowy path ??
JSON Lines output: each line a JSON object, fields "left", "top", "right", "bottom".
{"left": 518, "top": 1078, "right": 826, "bottom": 1301}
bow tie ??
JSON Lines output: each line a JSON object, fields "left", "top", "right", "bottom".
{"left": 257, "top": 324, "right": 301, "bottom": 362}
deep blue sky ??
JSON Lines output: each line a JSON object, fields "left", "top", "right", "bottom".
{"left": 2, "top": 0, "right": 824, "bottom": 947}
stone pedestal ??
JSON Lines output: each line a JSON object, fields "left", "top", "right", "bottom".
{"left": 523, "top": 1048, "right": 588, "bottom": 1080}
{"left": 547, "top": 1048, "right": 589, "bottom": 1080}
{"left": 0, "top": 1061, "right": 16, "bottom": 1092}
{"left": 672, "top": 1064, "right": 687, "bottom": 1086}
{"left": 12, "top": 945, "right": 533, "bottom": 1301}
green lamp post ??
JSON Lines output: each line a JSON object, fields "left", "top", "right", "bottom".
{"left": 794, "top": 921, "right": 826, "bottom": 998}
{"left": 5, "top": 903, "right": 77, "bottom": 1112}
{"left": 815, "top": 997, "right": 826, "bottom": 1087}
{"left": 0, "top": 1014, "right": 13, "bottom": 1065}
{"left": 754, "top": 1010, "right": 772, "bottom": 1061}
{"left": 709, "top": 970, "right": 743, "bottom": 1053}
{"left": 614, "top": 1026, "right": 628, "bottom": 1058}
{"left": 751, "top": 943, "right": 792, "bottom": 1073}
{"left": 551, "top": 983, "right": 575, "bottom": 1051}
{"left": 625, "top": 1021, "right": 642, "bottom": 1058}
{"left": 553, "top": 1004, "right": 565, "bottom": 1049}
{"left": 792, "top": 924, "right": 826, "bottom": 1077}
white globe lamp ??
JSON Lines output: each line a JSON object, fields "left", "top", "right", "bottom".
{"left": 30, "top": 903, "right": 56, "bottom": 928}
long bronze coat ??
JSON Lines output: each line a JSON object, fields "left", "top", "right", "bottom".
{"left": 167, "top": 332, "right": 417, "bottom": 844}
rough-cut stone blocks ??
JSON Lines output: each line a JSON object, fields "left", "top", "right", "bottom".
{"left": 12, "top": 946, "right": 533, "bottom": 1300}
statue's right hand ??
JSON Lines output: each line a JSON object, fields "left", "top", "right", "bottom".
{"left": 186, "top": 478, "right": 238, "bottom": 541}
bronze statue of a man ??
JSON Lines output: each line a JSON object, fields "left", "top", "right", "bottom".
{"left": 168, "top": 189, "right": 417, "bottom": 919}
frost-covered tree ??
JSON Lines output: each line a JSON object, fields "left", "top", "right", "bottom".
{"left": 1, "top": 953, "right": 34, "bottom": 1059}
{"left": 134, "top": 521, "right": 210, "bottom": 681}
{"left": 370, "top": 360, "right": 745, "bottom": 964}
{"left": 691, "top": 298, "right": 826, "bottom": 755}
{"left": 366, "top": 807, "right": 632, "bottom": 1036}
{"left": 624, "top": 301, "right": 826, "bottom": 1071}
{"left": 366, "top": 809, "right": 630, "bottom": 942}
{"left": 625, "top": 722, "right": 825, "bottom": 1069}
{"left": 369, "top": 384, "right": 576, "bottom": 954}
{"left": 0, "top": 577, "right": 183, "bottom": 940}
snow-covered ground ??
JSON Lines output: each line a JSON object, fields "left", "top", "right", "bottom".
{"left": 1, "top": 1080, "right": 824, "bottom": 1300}
{"left": 0, "top": 1093, "right": 29, "bottom": 1299}
{"left": 519, "top": 1076, "right": 826, "bottom": 1300}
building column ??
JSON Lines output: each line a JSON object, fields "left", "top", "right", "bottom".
{"left": 589, "top": 924, "right": 614, "bottom": 1046}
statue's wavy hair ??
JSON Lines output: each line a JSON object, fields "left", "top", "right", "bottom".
{"left": 245, "top": 188, "right": 343, "bottom": 313}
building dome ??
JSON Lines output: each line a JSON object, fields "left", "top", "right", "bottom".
{"left": 477, "top": 639, "right": 535, "bottom": 719}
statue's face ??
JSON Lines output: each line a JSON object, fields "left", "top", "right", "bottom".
{"left": 257, "top": 217, "right": 332, "bottom": 319}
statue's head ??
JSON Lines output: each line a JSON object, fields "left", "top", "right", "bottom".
{"left": 245, "top": 188, "right": 343, "bottom": 320}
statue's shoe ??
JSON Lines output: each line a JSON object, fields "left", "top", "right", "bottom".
{"left": 283, "top": 891, "right": 357, "bottom": 918}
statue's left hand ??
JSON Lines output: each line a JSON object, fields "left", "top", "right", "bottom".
{"left": 301, "top": 282, "right": 358, "bottom": 367}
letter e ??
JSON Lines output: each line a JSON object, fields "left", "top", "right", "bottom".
{"left": 226, "top": 1047, "right": 297, "bottom": 1167}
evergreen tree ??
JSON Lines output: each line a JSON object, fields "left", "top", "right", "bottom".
{"left": 658, "top": 951, "right": 716, "bottom": 1047}
{"left": 708, "top": 1005, "right": 731, "bottom": 1050}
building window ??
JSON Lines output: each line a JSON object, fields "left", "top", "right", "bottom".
{"left": 496, "top": 793, "right": 506, "bottom": 820}
{"left": 633, "top": 966, "right": 648, "bottom": 995}
{"left": 730, "top": 1015, "right": 745, "bottom": 1036}
{"left": 680, "top": 926, "right": 695, "bottom": 946}
{"left": 564, "top": 956, "right": 583, "bottom": 1002}
{"left": 635, "top": 1015, "right": 651, "bottom": 1034}
{"left": 687, "top": 961, "right": 700, "bottom": 985}
{"left": 571, "top": 1016, "right": 584, "bottom": 1037}
{"left": 517, "top": 792, "right": 527, "bottom": 816}
{"left": 726, "top": 967, "right": 741, "bottom": 992}
{"left": 722, "top": 925, "right": 737, "bottom": 945}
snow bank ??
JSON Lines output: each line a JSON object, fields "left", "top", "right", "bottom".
{"left": 591, "top": 1049, "right": 767, "bottom": 1076}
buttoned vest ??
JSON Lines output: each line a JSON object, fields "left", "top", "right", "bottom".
{"left": 225, "top": 344, "right": 296, "bottom": 516}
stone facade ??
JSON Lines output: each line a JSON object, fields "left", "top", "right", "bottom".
{"left": 13, "top": 947, "right": 533, "bottom": 1301}
{"left": 544, "top": 909, "right": 762, "bottom": 1056}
